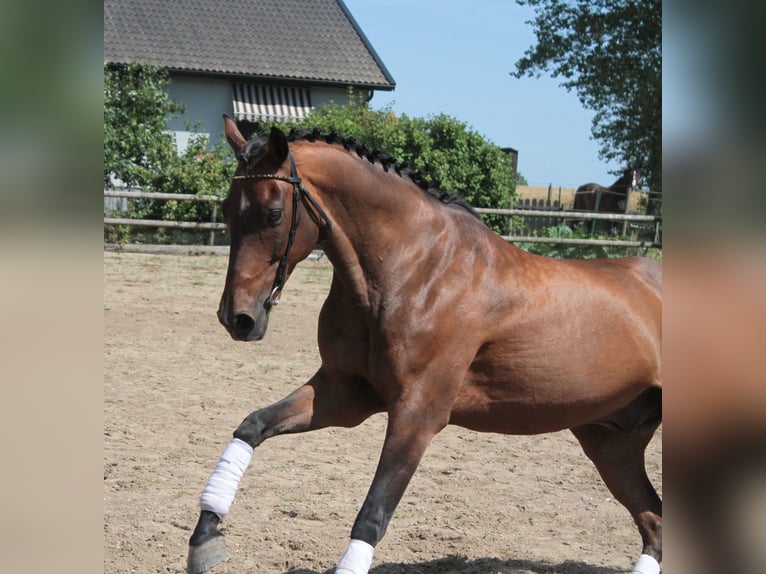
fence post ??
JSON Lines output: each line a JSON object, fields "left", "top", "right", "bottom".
{"left": 654, "top": 217, "right": 661, "bottom": 246}
{"left": 209, "top": 204, "right": 218, "bottom": 246}
{"left": 622, "top": 188, "right": 631, "bottom": 237}
{"left": 591, "top": 191, "right": 602, "bottom": 235}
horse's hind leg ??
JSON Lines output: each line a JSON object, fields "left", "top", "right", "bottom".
{"left": 571, "top": 389, "right": 662, "bottom": 574}
{"left": 186, "top": 368, "right": 382, "bottom": 574}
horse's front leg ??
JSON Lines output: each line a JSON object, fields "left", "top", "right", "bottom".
{"left": 187, "top": 368, "right": 381, "bottom": 574}
{"left": 334, "top": 401, "right": 450, "bottom": 574}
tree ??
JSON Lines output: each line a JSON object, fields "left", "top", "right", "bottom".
{"left": 104, "top": 62, "right": 184, "bottom": 188}
{"left": 512, "top": 0, "right": 661, "bottom": 203}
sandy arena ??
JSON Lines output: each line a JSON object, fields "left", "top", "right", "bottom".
{"left": 104, "top": 251, "right": 661, "bottom": 574}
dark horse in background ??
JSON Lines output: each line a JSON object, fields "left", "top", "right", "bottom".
{"left": 573, "top": 165, "right": 639, "bottom": 235}
{"left": 186, "top": 118, "right": 662, "bottom": 574}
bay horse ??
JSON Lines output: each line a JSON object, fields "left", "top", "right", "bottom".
{"left": 573, "top": 166, "right": 639, "bottom": 235}
{"left": 187, "top": 117, "right": 662, "bottom": 574}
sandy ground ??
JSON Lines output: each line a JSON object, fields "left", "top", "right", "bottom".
{"left": 104, "top": 251, "right": 661, "bottom": 574}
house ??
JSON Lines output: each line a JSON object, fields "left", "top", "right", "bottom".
{"left": 104, "top": 0, "right": 395, "bottom": 149}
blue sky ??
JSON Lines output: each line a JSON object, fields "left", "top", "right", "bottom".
{"left": 344, "top": 0, "right": 625, "bottom": 188}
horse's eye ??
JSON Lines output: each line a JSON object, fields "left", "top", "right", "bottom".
{"left": 266, "top": 209, "right": 283, "bottom": 226}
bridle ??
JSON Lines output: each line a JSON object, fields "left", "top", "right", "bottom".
{"left": 231, "top": 151, "right": 331, "bottom": 309}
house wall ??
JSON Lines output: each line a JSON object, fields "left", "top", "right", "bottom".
{"left": 311, "top": 86, "right": 364, "bottom": 108}
{"left": 166, "top": 75, "right": 361, "bottom": 152}
{"left": 166, "top": 76, "right": 232, "bottom": 152}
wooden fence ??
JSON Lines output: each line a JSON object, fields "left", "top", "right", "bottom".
{"left": 104, "top": 190, "right": 225, "bottom": 245}
{"left": 481, "top": 195, "right": 662, "bottom": 248}
{"left": 104, "top": 189, "right": 662, "bottom": 249}
{"left": 512, "top": 198, "right": 562, "bottom": 234}
{"left": 474, "top": 206, "right": 661, "bottom": 248}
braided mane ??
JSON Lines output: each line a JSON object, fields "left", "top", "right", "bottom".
{"left": 282, "top": 128, "right": 478, "bottom": 218}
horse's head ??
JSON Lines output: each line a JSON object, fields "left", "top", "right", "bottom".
{"left": 217, "top": 117, "right": 322, "bottom": 341}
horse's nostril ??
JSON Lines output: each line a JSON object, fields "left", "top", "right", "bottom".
{"left": 233, "top": 313, "right": 255, "bottom": 335}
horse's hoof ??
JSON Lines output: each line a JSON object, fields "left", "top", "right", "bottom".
{"left": 187, "top": 535, "right": 228, "bottom": 574}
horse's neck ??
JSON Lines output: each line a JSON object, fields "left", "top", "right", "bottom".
{"left": 297, "top": 145, "right": 450, "bottom": 308}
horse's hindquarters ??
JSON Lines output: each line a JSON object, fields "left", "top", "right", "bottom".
{"left": 449, "top": 260, "right": 661, "bottom": 435}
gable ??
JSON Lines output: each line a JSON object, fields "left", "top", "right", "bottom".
{"left": 104, "top": 0, "right": 395, "bottom": 90}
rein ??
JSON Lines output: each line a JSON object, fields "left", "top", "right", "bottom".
{"left": 231, "top": 152, "right": 331, "bottom": 309}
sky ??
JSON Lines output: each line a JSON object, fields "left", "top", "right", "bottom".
{"left": 344, "top": 0, "right": 625, "bottom": 189}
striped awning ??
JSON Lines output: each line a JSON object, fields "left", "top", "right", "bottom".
{"left": 232, "top": 84, "right": 313, "bottom": 122}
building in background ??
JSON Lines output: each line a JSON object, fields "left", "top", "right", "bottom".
{"left": 104, "top": 0, "right": 395, "bottom": 148}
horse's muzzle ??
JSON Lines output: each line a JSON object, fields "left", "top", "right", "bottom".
{"left": 218, "top": 309, "right": 269, "bottom": 341}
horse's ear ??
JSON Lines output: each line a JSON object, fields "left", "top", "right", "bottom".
{"left": 223, "top": 114, "right": 247, "bottom": 154}
{"left": 268, "top": 127, "right": 289, "bottom": 163}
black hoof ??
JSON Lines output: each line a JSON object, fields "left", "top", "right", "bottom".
{"left": 187, "top": 534, "right": 228, "bottom": 574}
{"left": 187, "top": 510, "right": 227, "bottom": 574}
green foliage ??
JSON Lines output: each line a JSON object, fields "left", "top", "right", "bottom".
{"left": 104, "top": 63, "right": 236, "bottom": 243}
{"left": 513, "top": 0, "right": 661, "bottom": 198}
{"left": 270, "top": 90, "right": 518, "bottom": 234}
{"left": 104, "top": 63, "right": 236, "bottom": 203}
{"left": 104, "top": 62, "right": 184, "bottom": 189}
{"left": 153, "top": 135, "right": 235, "bottom": 220}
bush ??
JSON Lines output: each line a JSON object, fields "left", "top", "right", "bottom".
{"left": 105, "top": 71, "right": 515, "bottom": 237}
{"left": 269, "top": 91, "right": 518, "bottom": 234}
{"left": 104, "top": 62, "right": 184, "bottom": 189}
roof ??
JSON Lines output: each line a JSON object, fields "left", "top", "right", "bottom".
{"left": 103, "top": 0, "right": 395, "bottom": 90}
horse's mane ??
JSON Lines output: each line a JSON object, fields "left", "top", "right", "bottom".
{"left": 277, "top": 128, "right": 479, "bottom": 219}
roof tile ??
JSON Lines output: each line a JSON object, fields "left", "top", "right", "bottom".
{"left": 104, "top": 0, "right": 395, "bottom": 89}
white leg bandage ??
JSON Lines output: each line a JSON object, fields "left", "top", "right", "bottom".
{"left": 199, "top": 438, "right": 253, "bottom": 520}
{"left": 335, "top": 539, "right": 374, "bottom": 574}
{"left": 632, "top": 553, "right": 661, "bottom": 574}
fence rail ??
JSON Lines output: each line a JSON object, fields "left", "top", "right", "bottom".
{"left": 104, "top": 189, "right": 223, "bottom": 244}
{"left": 499, "top": 235, "right": 657, "bottom": 248}
{"left": 475, "top": 206, "right": 661, "bottom": 247}
{"left": 104, "top": 190, "right": 220, "bottom": 201}
{"left": 103, "top": 217, "right": 226, "bottom": 230}
{"left": 473, "top": 207, "right": 658, "bottom": 222}
{"left": 104, "top": 190, "right": 662, "bottom": 249}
